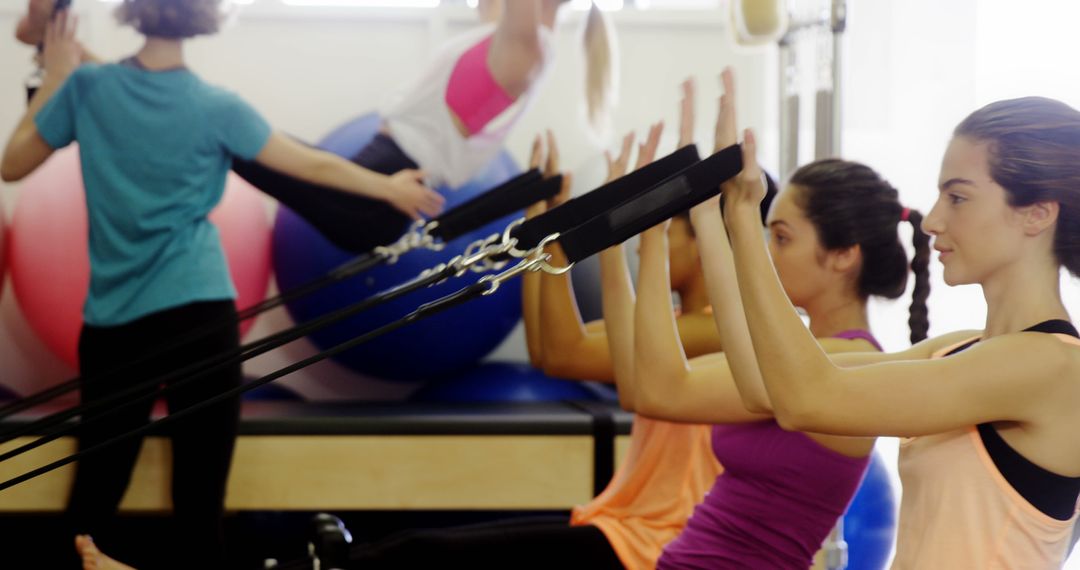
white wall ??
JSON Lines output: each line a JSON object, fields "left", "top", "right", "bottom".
{"left": 3, "top": 0, "right": 1076, "bottom": 401}
{"left": 0, "top": 2, "right": 774, "bottom": 400}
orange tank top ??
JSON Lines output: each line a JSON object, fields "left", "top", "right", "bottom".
{"left": 570, "top": 416, "right": 722, "bottom": 570}
{"left": 891, "top": 334, "right": 1080, "bottom": 569}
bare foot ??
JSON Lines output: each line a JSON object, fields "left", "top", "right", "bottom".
{"left": 75, "top": 535, "right": 138, "bottom": 570}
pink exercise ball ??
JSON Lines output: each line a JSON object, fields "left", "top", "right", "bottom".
{"left": 0, "top": 198, "right": 7, "bottom": 300}
{"left": 9, "top": 146, "right": 272, "bottom": 369}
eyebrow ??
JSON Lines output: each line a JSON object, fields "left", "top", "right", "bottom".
{"left": 938, "top": 178, "right": 976, "bottom": 191}
{"left": 768, "top": 220, "right": 791, "bottom": 229}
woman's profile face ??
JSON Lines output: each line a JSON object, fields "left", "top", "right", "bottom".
{"left": 765, "top": 186, "right": 835, "bottom": 308}
{"left": 925, "top": 136, "right": 1027, "bottom": 287}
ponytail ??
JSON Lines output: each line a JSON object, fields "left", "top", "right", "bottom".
{"left": 903, "top": 209, "right": 931, "bottom": 344}
{"left": 583, "top": 2, "right": 618, "bottom": 133}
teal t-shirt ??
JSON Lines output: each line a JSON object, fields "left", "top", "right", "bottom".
{"left": 34, "top": 62, "right": 272, "bottom": 326}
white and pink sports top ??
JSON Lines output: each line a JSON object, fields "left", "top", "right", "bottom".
{"left": 382, "top": 24, "right": 555, "bottom": 188}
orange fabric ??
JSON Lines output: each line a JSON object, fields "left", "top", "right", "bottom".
{"left": 892, "top": 334, "right": 1080, "bottom": 569}
{"left": 571, "top": 416, "right": 722, "bottom": 570}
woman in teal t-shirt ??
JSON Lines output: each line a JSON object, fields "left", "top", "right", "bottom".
{"left": 2, "top": 2, "right": 443, "bottom": 567}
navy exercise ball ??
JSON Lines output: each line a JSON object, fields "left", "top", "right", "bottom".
{"left": 411, "top": 362, "right": 599, "bottom": 403}
{"left": 272, "top": 113, "right": 523, "bottom": 382}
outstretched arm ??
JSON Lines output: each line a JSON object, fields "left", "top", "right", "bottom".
{"left": 598, "top": 128, "right": 656, "bottom": 409}
{"left": 631, "top": 185, "right": 769, "bottom": 423}
{"left": 538, "top": 132, "right": 636, "bottom": 383}
{"left": 689, "top": 68, "right": 775, "bottom": 413}
{"left": 723, "top": 129, "right": 1078, "bottom": 437}
{"left": 252, "top": 133, "right": 444, "bottom": 221}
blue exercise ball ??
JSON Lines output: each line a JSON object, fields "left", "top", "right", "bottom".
{"left": 273, "top": 113, "right": 523, "bottom": 382}
{"left": 411, "top": 362, "right": 599, "bottom": 402}
{"left": 842, "top": 451, "right": 898, "bottom": 569}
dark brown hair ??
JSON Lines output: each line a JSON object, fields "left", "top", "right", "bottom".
{"left": 954, "top": 97, "right": 1080, "bottom": 278}
{"left": 790, "top": 159, "right": 931, "bottom": 343}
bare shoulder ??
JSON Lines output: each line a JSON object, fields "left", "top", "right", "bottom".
{"left": 827, "top": 329, "right": 983, "bottom": 367}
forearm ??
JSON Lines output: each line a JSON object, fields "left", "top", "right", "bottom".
{"left": 3, "top": 74, "right": 61, "bottom": 180}
{"left": 309, "top": 154, "right": 390, "bottom": 200}
{"left": 598, "top": 244, "right": 636, "bottom": 407}
{"left": 522, "top": 202, "right": 547, "bottom": 367}
{"left": 523, "top": 270, "right": 543, "bottom": 367}
{"left": 726, "top": 201, "right": 834, "bottom": 419}
{"left": 538, "top": 244, "right": 614, "bottom": 381}
{"left": 693, "top": 208, "right": 772, "bottom": 412}
{"left": 632, "top": 229, "right": 693, "bottom": 413}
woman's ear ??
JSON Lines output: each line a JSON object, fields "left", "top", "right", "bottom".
{"left": 827, "top": 243, "right": 863, "bottom": 275}
{"left": 1019, "top": 200, "right": 1060, "bottom": 237}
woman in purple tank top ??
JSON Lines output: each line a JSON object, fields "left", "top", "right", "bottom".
{"left": 599, "top": 70, "right": 931, "bottom": 569}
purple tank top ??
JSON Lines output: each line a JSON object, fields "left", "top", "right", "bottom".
{"left": 657, "top": 330, "right": 878, "bottom": 569}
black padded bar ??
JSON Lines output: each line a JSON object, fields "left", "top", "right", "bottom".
{"left": 505, "top": 145, "right": 701, "bottom": 254}
{"left": 560, "top": 144, "right": 743, "bottom": 264}
{"left": 429, "top": 170, "right": 545, "bottom": 241}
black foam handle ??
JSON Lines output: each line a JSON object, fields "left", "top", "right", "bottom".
{"left": 507, "top": 144, "right": 701, "bottom": 252}
{"left": 430, "top": 170, "right": 553, "bottom": 241}
{"left": 560, "top": 144, "right": 743, "bottom": 263}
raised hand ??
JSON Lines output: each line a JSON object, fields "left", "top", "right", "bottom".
{"left": 723, "top": 129, "right": 767, "bottom": 207}
{"left": 695, "top": 67, "right": 737, "bottom": 221}
{"left": 635, "top": 121, "right": 665, "bottom": 171}
{"left": 42, "top": 9, "right": 80, "bottom": 82}
{"left": 529, "top": 133, "right": 544, "bottom": 171}
{"left": 713, "top": 67, "right": 738, "bottom": 153}
{"left": 604, "top": 132, "right": 636, "bottom": 183}
{"left": 543, "top": 130, "right": 572, "bottom": 208}
{"left": 679, "top": 78, "right": 696, "bottom": 149}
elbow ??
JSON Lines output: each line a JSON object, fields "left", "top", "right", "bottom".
{"left": 1, "top": 160, "right": 24, "bottom": 183}
{"left": 742, "top": 398, "right": 773, "bottom": 415}
{"left": 773, "top": 400, "right": 816, "bottom": 432}
{"left": 615, "top": 384, "right": 636, "bottom": 412}
{"left": 633, "top": 393, "right": 669, "bottom": 421}
{"left": 539, "top": 352, "right": 574, "bottom": 380}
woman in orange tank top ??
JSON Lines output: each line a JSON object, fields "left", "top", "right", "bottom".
{"left": 715, "top": 69, "right": 1080, "bottom": 569}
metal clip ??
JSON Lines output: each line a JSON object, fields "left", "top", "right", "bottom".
{"left": 481, "top": 255, "right": 547, "bottom": 296}
{"left": 418, "top": 220, "right": 446, "bottom": 253}
{"left": 480, "top": 234, "right": 577, "bottom": 296}
{"left": 455, "top": 233, "right": 502, "bottom": 275}
{"left": 372, "top": 219, "right": 448, "bottom": 264}
{"left": 527, "top": 233, "right": 574, "bottom": 275}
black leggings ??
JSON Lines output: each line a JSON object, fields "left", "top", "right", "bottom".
{"left": 66, "top": 300, "right": 241, "bottom": 569}
{"left": 279, "top": 516, "right": 624, "bottom": 570}
{"left": 231, "top": 132, "right": 418, "bottom": 254}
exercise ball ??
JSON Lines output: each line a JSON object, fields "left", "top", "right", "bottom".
{"left": 0, "top": 198, "right": 7, "bottom": 300}
{"left": 242, "top": 378, "right": 306, "bottom": 402}
{"left": 842, "top": 451, "right": 898, "bottom": 569}
{"left": 9, "top": 146, "right": 273, "bottom": 369}
{"left": 411, "top": 361, "right": 599, "bottom": 402}
{"left": 272, "top": 113, "right": 522, "bottom": 382}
